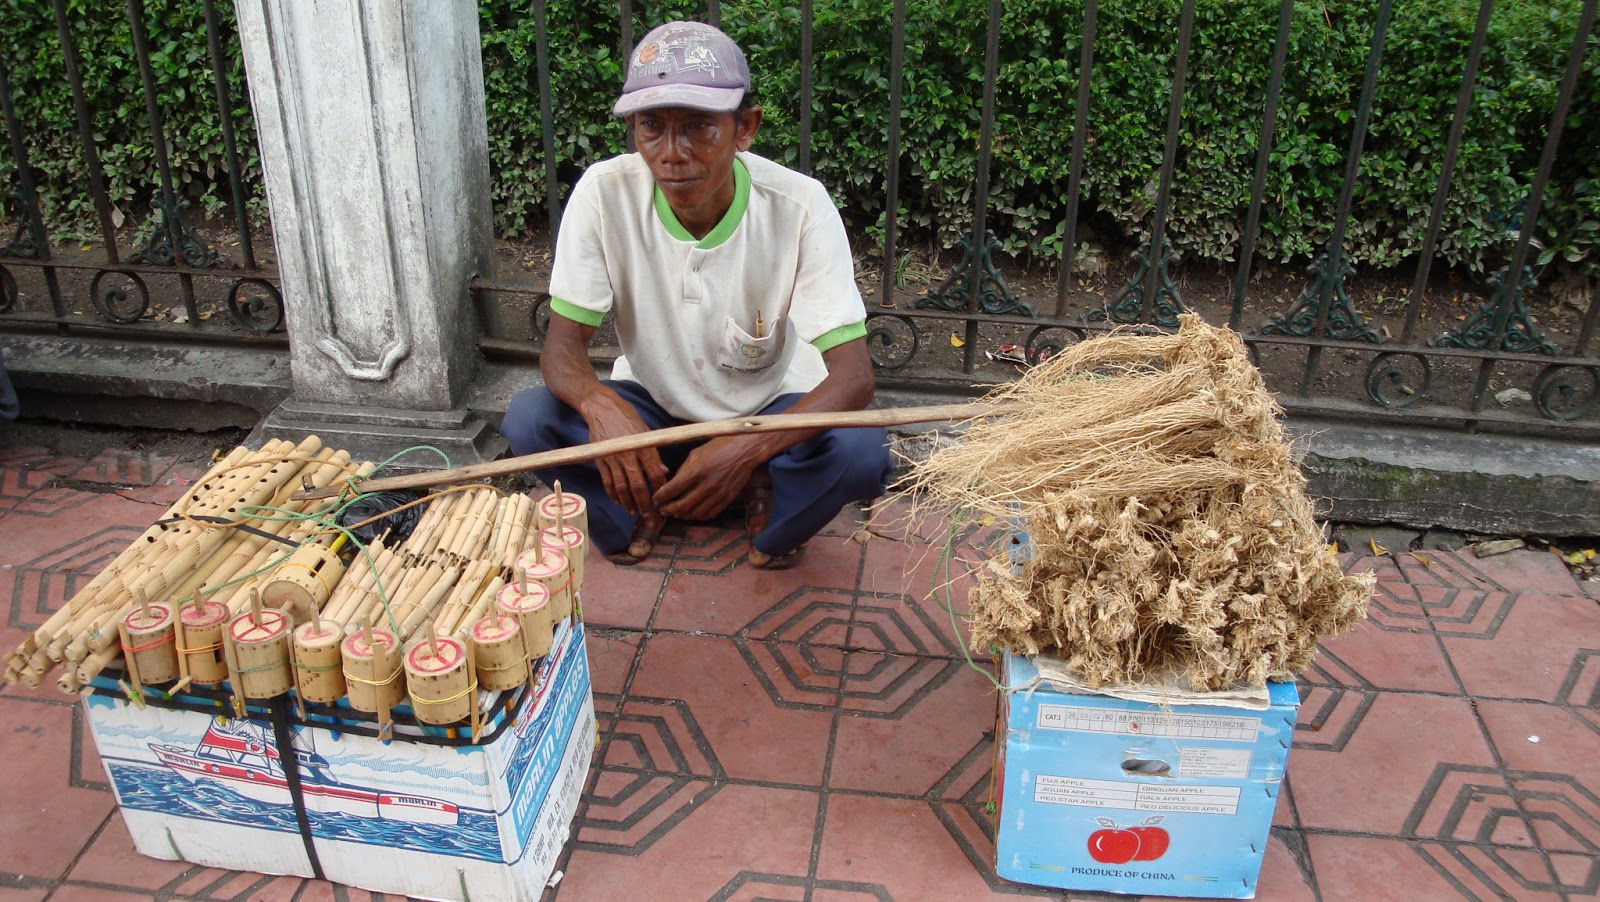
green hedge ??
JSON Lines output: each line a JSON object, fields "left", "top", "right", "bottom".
{"left": 3, "top": 0, "right": 1597, "bottom": 274}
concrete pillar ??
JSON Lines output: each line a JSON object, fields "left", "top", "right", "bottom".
{"left": 235, "top": 0, "right": 502, "bottom": 465}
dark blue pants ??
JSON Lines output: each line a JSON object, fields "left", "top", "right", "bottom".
{"left": 500, "top": 380, "right": 892, "bottom": 557}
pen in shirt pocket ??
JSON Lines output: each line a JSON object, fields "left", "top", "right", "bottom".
{"left": 754, "top": 310, "right": 766, "bottom": 339}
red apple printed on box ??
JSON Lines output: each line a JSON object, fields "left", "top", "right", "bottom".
{"left": 1087, "top": 815, "right": 1169, "bottom": 864}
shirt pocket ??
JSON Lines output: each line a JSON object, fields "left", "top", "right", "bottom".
{"left": 715, "top": 315, "right": 782, "bottom": 373}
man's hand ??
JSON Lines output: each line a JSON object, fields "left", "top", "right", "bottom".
{"left": 579, "top": 388, "right": 670, "bottom": 517}
{"left": 541, "top": 313, "right": 669, "bottom": 518}
{"left": 653, "top": 435, "right": 763, "bottom": 521}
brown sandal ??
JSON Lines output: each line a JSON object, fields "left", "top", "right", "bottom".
{"left": 743, "top": 471, "right": 804, "bottom": 569}
{"left": 605, "top": 513, "right": 663, "bottom": 566}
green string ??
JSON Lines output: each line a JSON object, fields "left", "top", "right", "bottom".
{"left": 932, "top": 509, "right": 1004, "bottom": 692}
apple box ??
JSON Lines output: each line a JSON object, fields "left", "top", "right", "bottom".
{"left": 994, "top": 651, "right": 1298, "bottom": 898}
{"left": 83, "top": 619, "right": 594, "bottom": 902}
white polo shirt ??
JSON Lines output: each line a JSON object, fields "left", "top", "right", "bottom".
{"left": 548, "top": 150, "right": 868, "bottom": 423}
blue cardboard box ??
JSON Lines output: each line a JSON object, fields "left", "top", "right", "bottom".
{"left": 995, "top": 652, "right": 1297, "bottom": 898}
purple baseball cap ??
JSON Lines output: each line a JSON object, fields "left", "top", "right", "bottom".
{"left": 613, "top": 21, "right": 750, "bottom": 117}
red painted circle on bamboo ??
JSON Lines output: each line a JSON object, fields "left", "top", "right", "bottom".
{"left": 294, "top": 621, "right": 341, "bottom": 646}
{"left": 124, "top": 604, "right": 173, "bottom": 632}
{"left": 472, "top": 615, "right": 519, "bottom": 642}
{"left": 228, "top": 609, "right": 288, "bottom": 642}
{"left": 406, "top": 637, "right": 464, "bottom": 673}
{"left": 341, "top": 628, "right": 396, "bottom": 658}
{"left": 514, "top": 546, "right": 568, "bottom": 579}
{"left": 539, "top": 525, "right": 585, "bottom": 552}
{"left": 180, "top": 601, "right": 230, "bottom": 629}
{"left": 496, "top": 581, "right": 548, "bottom": 614}
{"left": 538, "top": 493, "right": 585, "bottom": 520}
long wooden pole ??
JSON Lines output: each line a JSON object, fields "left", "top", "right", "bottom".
{"left": 290, "top": 401, "right": 1022, "bottom": 501}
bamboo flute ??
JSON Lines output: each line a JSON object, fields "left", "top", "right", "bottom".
{"left": 324, "top": 541, "right": 393, "bottom": 626}
{"left": 499, "top": 494, "right": 534, "bottom": 571}
{"left": 191, "top": 449, "right": 348, "bottom": 598}
{"left": 448, "top": 490, "right": 499, "bottom": 562}
{"left": 433, "top": 560, "right": 493, "bottom": 635}
{"left": 397, "top": 565, "right": 461, "bottom": 639}
{"left": 453, "top": 575, "right": 506, "bottom": 637}
{"left": 484, "top": 498, "right": 510, "bottom": 566}
{"left": 431, "top": 491, "right": 479, "bottom": 562}
{"left": 404, "top": 491, "right": 462, "bottom": 562}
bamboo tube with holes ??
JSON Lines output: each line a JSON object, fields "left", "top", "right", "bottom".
{"left": 121, "top": 591, "right": 179, "bottom": 685}
{"left": 322, "top": 539, "right": 386, "bottom": 626}
{"left": 499, "top": 494, "right": 535, "bottom": 571}
{"left": 449, "top": 491, "right": 499, "bottom": 562}
{"left": 292, "top": 604, "right": 345, "bottom": 703}
{"left": 496, "top": 576, "right": 553, "bottom": 660}
{"left": 431, "top": 493, "right": 475, "bottom": 563}
{"left": 469, "top": 613, "right": 527, "bottom": 691}
{"left": 403, "top": 489, "right": 453, "bottom": 554}
{"left": 485, "top": 498, "right": 510, "bottom": 566}
{"left": 517, "top": 545, "right": 573, "bottom": 623}
{"left": 404, "top": 623, "right": 472, "bottom": 725}
{"left": 177, "top": 597, "right": 230, "bottom": 686}
{"left": 342, "top": 621, "right": 403, "bottom": 714}
{"left": 225, "top": 591, "right": 293, "bottom": 699}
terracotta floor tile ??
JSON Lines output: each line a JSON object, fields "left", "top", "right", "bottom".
{"left": 562, "top": 784, "right": 818, "bottom": 900}
{"left": 64, "top": 449, "right": 183, "bottom": 489}
{"left": 1442, "top": 595, "right": 1600, "bottom": 702}
{"left": 0, "top": 468, "right": 59, "bottom": 515}
{"left": 0, "top": 890, "right": 51, "bottom": 902}
{"left": 830, "top": 652, "right": 999, "bottom": 796}
{"left": 659, "top": 523, "right": 756, "bottom": 573}
{"left": 583, "top": 628, "right": 641, "bottom": 699}
{"left": 1460, "top": 548, "right": 1582, "bottom": 597}
{"left": 1290, "top": 692, "right": 1496, "bottom": 835}
{"left": 0, "top": 491, "right": 158, "bottom": 572}
{"left": 578, "top": 557, "right": 666, "bottom": 631}
{"left": 654, "top": 538, "right": 860, "bottom": 637}
{"left": 1477, "top": 700, "right": 1600, "bottom": 796}
{"left": 1311, "top": 615, "right": 1458, "bottom": 694}
{"left": 1344, "top": 551, "right": 1403, "bottom": 584}
{"left": 1364, "top": 579, "right": 1446, "bottom": 631}
{"left": 63, "top": 811, "right": 191, "bottom": 891}
{"left": 1309, "top": 832, "right": 1560, "bottom": 901}
{"left": 857, "top": 538, "right": 985, "bottom": 659}
{"left": 0, "top": 698, "right": 115, "bottom": 879}
{"left": 615, "top": 633, "right": 840, "bottom": 786}
{"left": 817, "top": 794, "right": 1056, "bottom": 899}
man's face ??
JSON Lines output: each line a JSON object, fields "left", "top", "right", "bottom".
{"left": 631, "top": 106, "right": 761, "bottom": 224}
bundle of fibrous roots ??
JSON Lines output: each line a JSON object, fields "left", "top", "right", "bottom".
{"left": 905, "top": 314, "right": 1372, "bottom": 691}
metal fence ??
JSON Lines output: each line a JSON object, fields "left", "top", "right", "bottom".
{"left": 3, "top": 0, "right": 1598, "bottom": 437}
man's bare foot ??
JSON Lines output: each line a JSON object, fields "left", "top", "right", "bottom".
{"left": 606, "top": 513, "right": 664, "bottom": 566}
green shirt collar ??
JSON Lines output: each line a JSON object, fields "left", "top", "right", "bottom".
{"left": 653, "top": 157, "right": 749, "bottom": 250}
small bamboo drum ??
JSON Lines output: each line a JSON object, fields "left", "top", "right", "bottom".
{"left": 292, "top": 621, "right": 346, "bottom": 703}
{"left": 536, "top": 491, "right": 588, "bottom": 542}
{"left": 516, "top": 545, "right": 573, "bottom": 622}
{"left": 122, "top": 603, "right": 179, "bottom": 684}
{"left": 226, "top": 609, "right": 293, "bottom": 699}
{"left": 178, "top": 600, "right": 231, "bottom": 686}
{"left": 495, "top": 580, "right": 553, "bottom": 660}
{"left": 404, "top": 636, "right": 472, "bottom": 725}
{"left": 538, "top": 525, "right": 586, "bottom": 599}
{"left": 469, "top": 615, "right": 529, "bottom": 691}
{"left": 341, "top": 628, "right": 405, "bottom": 713}
{"left": 262, "top": 545, "right": 347, "bottom": 617}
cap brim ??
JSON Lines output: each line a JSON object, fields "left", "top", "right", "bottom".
{"left": 613, "top": 84, "right": 745, "bottom": 117}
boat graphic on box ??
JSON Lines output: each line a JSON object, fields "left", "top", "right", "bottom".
{"left": 150, "top": 720, "right": 460, "bottom": 826}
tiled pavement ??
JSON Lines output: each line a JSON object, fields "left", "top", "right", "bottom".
{"left": 4, "top": 439, "right": 1600, "bottom": 901}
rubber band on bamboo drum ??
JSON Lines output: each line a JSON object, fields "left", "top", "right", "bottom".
{"left": 122, "top": 603, "right": 179, "bottom": 684}
{"left": 341, "top": 628, "right": 404, "bottom": 713}
{"left": 495, "top": 579, "right": 552, "bottom": 660}
{"left": 292, "top": 620, "right": 345, "bottom": 703}
{"left": 518, "top": 543, "right": 573, "bottom": 622}
{"left": 404, "top": 630, "right": 473, "bottom": 725}
{"left": 177, "top": 599, "right": 230, "bottom": 686}
{"left": 469, "top": 615, "right": 528, "bottom": 691}
{"left": 225, "top": 607, "right": 293, "bottom": 699}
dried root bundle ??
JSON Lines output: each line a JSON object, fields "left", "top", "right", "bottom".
{"left": 906, "top": 315, "right": 1372, "bottom": 691}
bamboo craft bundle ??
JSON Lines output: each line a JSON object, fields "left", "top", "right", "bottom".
{"left": 2, "top": 443, "right": 592, "bottom": 730}
{"left": 906, "top": 315, "right": 1374, "bottom": 692}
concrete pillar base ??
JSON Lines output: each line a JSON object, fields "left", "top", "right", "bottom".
{"left": 249, "top": 397, "right": 505, "bottom": 471}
